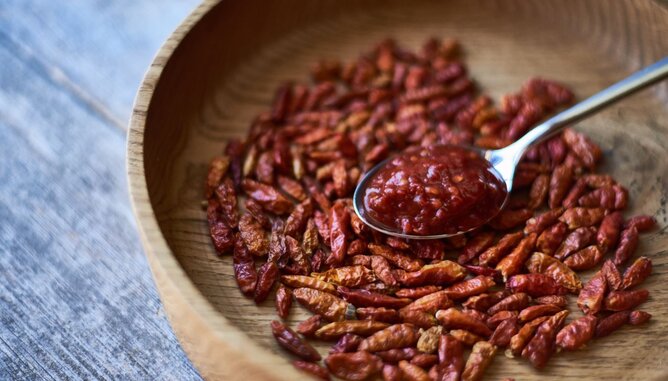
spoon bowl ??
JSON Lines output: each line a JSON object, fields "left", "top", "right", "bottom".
{"left": 354, "top": 56, "right": 668, "bottom": 239}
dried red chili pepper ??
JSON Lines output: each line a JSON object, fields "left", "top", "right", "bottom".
{"left": 614, "top": 226, "right": 639, "bottom": 265}
{"left": 275, "top": 286, "right": 292, "bottom": 319}
{"left": 548, "top": 164, "right": 574, "bottom": 208}
{"left": 399, "top": 360, "right": 431, "bottom": 381}
{"left": 599, "top": 261, "right": 621, "bottom": 293}
{"left": 518, "top": 304, "right": 562, "bottom": 322}
{"left": 555, "top": 315, "right": 597, "bottom": 351}
{"left": 368, "top": 243, "right": 424, "bottom": 272}
{"left": 478, "top": 232, "right": 523, "bottom": 266}
{"left": 338, "top": 287, "right": 412, "bottom": 309}
{"left": 325, "top": 351, "right": 383, "bottom": 381}
{"left": 395, "top": 286, "right": 442, "bottom": 300}
{"left": 411, "top": 239, "right": 447, "bottom": 261}
{"left": 526, "top": 252, "right": 582, "bottom": 293}
{"left": 296, "top": 314, "right": 323, "bottom": 337}
{"left": 628, "top": 310, "right": 652, "bottom": 326}
{"left": 462, "top": 291, "right": 509, "bottom": 312}
{"left": 358, "top": 324, "right": 419, "bottom": 352}
{"left": 442, "top": 276, "right": 496, "bottom": 300}
{"left": 534, "top": 295, "right": 568, "bottom": 307}
{"left": 624, "top": 215, "right": 656, "bottom": 232}
{"left": 554, "top": 226, "right": 597, "bottom": 260}
{"left": 521, "top": 310, "right": 568, "bottom": 368}
{"left": 284, "top": 199, "right": 313, "bottom": 238}
{"left": 487, "top": 293, "right": 531, "bottom": 315}
{"left": 313, "top": 266, "right": 376, "bottom": 288}
{"left": 214, "top": 178, "right": 240, "bottom": 228}
{"left": 382, "top": 364, "right": 402, "bottom": 381}
{"left": 376, "top": 347, "right": 419, "bottom": 363}
{"left": 254, "top": 260, "right": 279, "bottom": 303}
{"left": 316, "top": 320, "right": 390, "bottom": 341}
{"left": 528, "top": 173, "right": 549, "bottom": 209}
{"left": 604, "top": 289, "right": 649, "bottom": 311}
{"left": 327, "top": 200, "right": 350, "bottom": 267}
{"left": 524, "top": 207, "right": 564, "bottom": 235}
{"left": 271, "top": 320, "right": 321, "bottom": 361}
{"left": 410, "top": 353, "right": 439, "bottom": 369}
{"left": 371, "top": 255, "right": 398, "bottom": 287}
{"left": 205, "top": 156, "right": 230, "bottom": 198}
{"left": 621, "top": 256, "right": 652, "bottom": 290}
{"left": 399, "top": 309, "right": 438, "bottom": 329}
{"left": 563, "top": 245, "right": 604, "bottom": 271}
{"left": 486, "top": 311, "right": 518, "bottom": 330}
{"left": 506, "top": 274, "right": 567, "bottom": 297}
{"left": 329, "top": 333, "right": 363, "bottom": 354}
{"left": 401, "top": 290, "right": 453, "bottom": 314}
{"left": 577, "top": 270, "right": 607, "bottom": 315}
{"left": 436, "top": 308, "right": 492, "bottom": 337}
{"left": 561, "top": 177, "right": 587, "bottom": 208}
{"left": 232, "top": 237, "right": 257, "bottom": 297}
{"left": 435, "top": 334, "right": 464, "bottom": 381}
{"left": 458, "top": 231, "right": 496, "bottom": 264}
{"left": 563, "top": 128, "right": 601, "bottom": 169}
{"left": 495, "top": 233, "right": 537, "bottom": 280}
{"left": 292, "top": 360, "right": 330, "bottom": 381}
{"left": 398, "top": 261, "right": 467, "bottom": 287}
{"left": 356, "top": 307, "right": 400, "bottom": 324}
{"left": 242, "top": 179, "right": 293, "bottom": 215}
{"left": 559, "top": 207, "right": 605, "bottom": 229}
{"left": 294, "top": 287, "right": 350, "bottom": 321}
{"left": 597, "top": 211, "right": 623, "bottom": 253}
{"left": 461, "top": 341, "right": 497, "bottom": 381}
{"left": 536, "top": 222, "right": 568, "bottom": 255}
{"left": 508, "top": 316, "right": 550, "bottom": 356}
{"left": 489, "top": 317, "right": 519, "bottom": 348}
{"left": 595, "top": 311, "right": 631, "bottom": 338}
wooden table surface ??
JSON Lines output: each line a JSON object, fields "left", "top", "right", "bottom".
{"left": 0, "top": 1, "right": 202, "bottom": 379}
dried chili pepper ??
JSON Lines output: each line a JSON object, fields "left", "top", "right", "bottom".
{"left": 356, "top": 307, "right": 400, "bottom": 324}
{"left": 325, "top": 351, "right": 383, "bottom": 381}
{"left": 628, "top": 310, "right": 652, "bottom": 326}
{"left": 442, "top": 276, "right": 496, "bottom": 300}
{"left": 316, "top": 320, "right": 390, "bottom": 340}
{"left": 487, "top": 293, "right": 531, "bottom": 315}
{"left": 436, "top": 308, "right": 492, "bottom": 337}
{"left": 614, "top": 226, "right": 639, "bottom": 265}
{"left": 577, "top": 270, "right": 607, "bottom": 315}
{"left": 536, "top": 222, "right": 568, "bottom": 255}
{"left": 296, "top": 314, "right": 323, "bottom": 337}
{"left": 548, "top": 164, "right": 573, "bottom": 208}
{"left": 462, "top": 291, "right": 509, "bottom": 312}
{"left": 458, "top": 231, "right": 496, "bottom": 264}
{"left": 292, "top": 360, "right": 330, "bottom": 381}
{"left": 477, "top": 231, "right": 523, "bottom": 266}
{"left": 506, "top": 274, "right": 567, "bottom": 297}
{"left": 376, "top": 347, "right": 419, "bottom": 363}
{"left": 495, "top": 233, "right": 537, "bottom": 280}
{"left": 368, "top": 243, "right": 423, "bottom": 272}
{"left": 521, "top": 310, "right": 568, "bottom": 368}
{"left": 255, "top": 260, "right": 279, "bottom": 303}
{"left": 232, "top": 237, "right": 257, "bottom": 297}
{"left": 624, "top": 215, "right": 656, "bottom": 232}
{"left": 486, "top": 311, "right": 518, "bottom": 330}
{"left": 518, "top": 304, "right": 562, "bottom": 322}
{"left": 312, "top": 266, "right": 376, "bottom": 288}
{"left": 271, "top": 320, "right": 321, "bottom": 361}
{"left": 294, "top": 287, "right": 350, "bottom": 321}
{"left": 595, "top": 311, "right": 631, "bottom": 338}
{"left": 555, "top": 315, "right": 597, "bottom": 351}
{"left": 327, "top": 200, "right": 350, "bottom": 267}
{"left": 358, "top": 324, "right": 419, "bottom": 352}
{"left": 621, "top": 256, "right": 652, "bottom": 290}
{"left": 509, "top": 316, "right": 550, "bottom": 356}
{"left": 242, "top": 179, "right": 293, "bottom": 215}
{"left": 524, "top": 207, "right": 564, "bottom": 235}
{"left": 398, "top": 261, "right": 467, "bottom": 287}
{"left": 528, "top": 173, "right": 549, "bottom": 209}
{"left": 399, "top": 360, "right": 431, "bottom": 381}
{"left": 330, "top": 333, "right": 363, "bottom": 354}
{"left": 489, "top": 317, "right": 519, "bottom": 348}
{"left": 395, "top": 286, "right": 442, "bottom": 300}
{"left": 399, "top": 309, "right": 438, "bottom": 329}
{"left": 401, "top": 290, "right": 454, "bottom": 314}
{"left": 338, "top": 287, "right": 412, "bottom": 309}
{"left": 371, "top": 255, "right": 398, "bottom": 287}
{"left": 461, "top": 341, "right": 497, "bottom": 381}
{"left": 604, "top": 289, "right": 649, "bottom": 311}
{"left": 526, "top": 252, "right": 582, "bottom": 293}
{"left": 534, "top": 295, "right": 568, "bottom": 307}
{"left": 275, "top": 286, "right": 292, "bottom": 319}
{"left": 563, "top": 245, "right": 603, "bottom": 271}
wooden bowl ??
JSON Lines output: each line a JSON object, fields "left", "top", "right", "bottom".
{"left": 127, "top": 1, "right": 668, "bottom": 380}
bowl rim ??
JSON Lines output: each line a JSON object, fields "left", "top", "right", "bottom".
{"left": 126, "top": 0, "right": 302, "bottom": 379}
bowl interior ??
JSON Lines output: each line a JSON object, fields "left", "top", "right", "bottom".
{"left": 139, "top": 0, "right": 668, "bottom": 379}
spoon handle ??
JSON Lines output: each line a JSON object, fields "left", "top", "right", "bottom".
{"left": 512, "top": 56, "right": 668, "bottom": 152}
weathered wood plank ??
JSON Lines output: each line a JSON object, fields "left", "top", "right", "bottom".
{"left": 0, "top": 0, "right": 198, "bottom": 128}
{"left": 0, "top": 1, "right": 202, "bottom": 380}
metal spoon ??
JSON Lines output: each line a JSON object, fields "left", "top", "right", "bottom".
{"left": 353, "top": 56, "right": 668, "bottom": 239}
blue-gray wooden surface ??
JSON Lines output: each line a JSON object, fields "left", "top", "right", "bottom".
{"left": 0, "top": 1, "right": 203, "bottom": 379}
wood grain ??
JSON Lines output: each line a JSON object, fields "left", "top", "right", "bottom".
{"left": 128, "top": 0, "right": 668, "bottom": 380}
{"left": 0, "top": 1, "right": 201, "bottom": 380}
